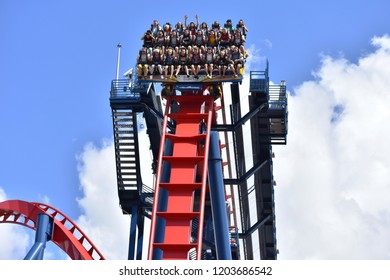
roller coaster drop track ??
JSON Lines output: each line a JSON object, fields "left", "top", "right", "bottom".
{"left": 0, "top": 200, "right": 105, "bottom": 260}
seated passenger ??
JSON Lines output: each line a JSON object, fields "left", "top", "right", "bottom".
{"left": 149, "top": 48, "right": 164, "bottom": 78}
{"left": 175, "top": 47, "right": 190, "bottom": 77}
{"left": 189, "top": 46, "right": 203, "bottom": 79}
{"left": 141, "top": 31, "right": 154, "bottom": 54}
{"left": 166, "top": 29, "right": 180, "bottom": 54}
{"left": 204, "top": 47, "right": 215, "bottom": 79}
{"left": 194, "top": 29, "right": 206, "bottom": 53}
{"left": 184, "top": 15, "right": 199, "bottom": 35}
{"left": 154, "top": 30, "right": 166, "bottom": 54}
{"left": 164, "top": 47, "right": 177, "bottom": 79}
{"left": 163, "top": 22, "right": 172, "bottom": 37}
{"left": 180, "top": 29, "right": 194, "bottom": 49}
{"left": 218, "top": 28, "right": 232, "bottom": 48}
{"left": 229, "top": 46, "right": 244, "bottom": 77}
{"left": 231, "top": 29, "right": 247, "bottom": 58}
{"left": 224, "top": 19, "right": 235, "bottom": 34}
{"left": 211, "top": 21, "right": 221, "bottom": 33}
{"left": 216, "top": 49, "right": 231, "bottom": 76}
{"left": 200, "top": 22, "right": 209, "bottom": 36}
{"left": 175, "top": 21, "right": 185, "bottom": 36}
{"left": 205, "top": 30, "right": 219, "bottom": 53}
{"left": 136, "top": 47, "right": 150, "bottom": 78}
{"left": 150, "top": 19, "right": 162, "bottom": 37}
{"left": 236, "top": 19, "right": 249, "bottom": 38}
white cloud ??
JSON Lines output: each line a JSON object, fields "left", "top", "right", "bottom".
{"left": 0, "top": 187, "right": 31, "bottom": 259}
{"left": 75, "top": 139, "right": 130, "bottom": 260}
{"left": 273, "top": 34, "right": 390, "bottom": 259}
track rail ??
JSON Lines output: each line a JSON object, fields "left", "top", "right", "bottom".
{"left": 0, "top": 200, "right": 105, "bottom": 260}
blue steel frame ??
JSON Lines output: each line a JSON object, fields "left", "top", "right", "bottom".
{"left": 24, "top": 213, "right": 53, "bottom": 260}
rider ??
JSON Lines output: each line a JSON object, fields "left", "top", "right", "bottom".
{"left": 216, "top": 49, "right": 231, "bottom": 76}
{"left": 154, "top": 30, "right": 167, "bottom": 54}
{"left": 136, "top": 47, "right": 150, "bottom": 78}
{"left": 204, "top": 47, "right": 215, "bottom": 79}
{"left": 224, "top": 19, "right": 235, "bottom": 34}
{"left": 175, "top": 47, "right": 190, "bottom": 77}
{"left": 141, "top": 30, "right": 154, "bottom": 54}
{"left": 218, "top": 28, "right": 232, "bottom": 48}
{"left": 189, "top": 46, "right": 203, "bottom": 79}
{"left": 229, "top": 45, "right": 244, "bottom": 77}
{"left": 150, "top": 19, "right": 162, "bottom": 37}
{"left": 184, "top": 15, "right": 199, "bottom": 35}
{"left": 149, "top": 48, "right": 164, "bottom": 78}
{"left": 236, "top": 19, "right": 249, "bottom": 38}
{"left": 164, "top": 47, "right": 177, "bottom": 79}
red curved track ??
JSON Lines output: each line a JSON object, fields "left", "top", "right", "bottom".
{"left": 0, "top": 200, "right": 105, "bottom": 260}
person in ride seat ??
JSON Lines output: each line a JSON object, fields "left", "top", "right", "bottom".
{"left": 205, "top": 29, "right": 219, "bottom": 53}
{"left": 154, "top": 30, "right": 167, "bottom": 54}
{"left": 166, "top": 29, "right": 180, "bottom": 54}
{"left": 216, "top": 49, "right": 231, "bottom": 76}
{"left": 175, "top": 47, "right": 190, "bottom": 77}
{"left": 218, "top": 28, "right": 232, "bottom": 48}
{"left": 150, "top": 19, "right": 162, "bottom": 37}
{"left": 149, "top": 48, "right": 164, "bottom": 78}
{"left": 175, "top": 21, "right": 184, "bottom": 36}
{"left": 141, "top": 30, "right": 154, "bottom": 54}
{"left": 189, "top": 46, "right": 203, "bottom": 79}
{"left": 180, "top": 29, "right": 194, "bottom": 52}
{"left": 136, "top": 47, "right": 150, "bottom": 78}
{"left": 204, "top": 47, "right": 216, "bottom": 79}
{"left": 164, "top": 47, "right": 177, "bottom": 79}
{"left": 224, "top": 19, "right": 235, "bottom": 34}
{"left": 211, "top": 20, "right": 221, "bottom": 33}
{"left": 200, "top": 22, "right": 209, "bottom": 36}
{"left": 236, "top": 19, "right": 248, "bottom": 38}
{"left": 232, "top": 29, "right": 246, "bottom": 52}
{"left": 229, "top": 45, "right": 244, "bottom": 77}
{"left": 194, "top": 29, "right": 206, "bottom": 53}
{"left": 184, "top": 15, "right": 199, "bottom": 36}
{"left": 163, "top": 22, "right": 172, "bottom": 37}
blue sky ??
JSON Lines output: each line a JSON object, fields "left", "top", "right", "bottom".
{"left": 1, "top": 0, "right": 390, "bottom": 259}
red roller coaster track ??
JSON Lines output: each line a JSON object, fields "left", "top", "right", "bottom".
{"left": 0, "top": 200, "right": 105, "bottom": 260}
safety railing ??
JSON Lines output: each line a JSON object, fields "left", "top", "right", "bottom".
{"left": 268, "top": 84, "right": 287, "bottom": 110}
{"left": 110, "top": 79, "right": 141, "bottom": 100}
{"left": 249, "top": 62, "right": 269, "bottom": 93}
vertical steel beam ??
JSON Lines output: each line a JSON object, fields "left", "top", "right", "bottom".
{"left": 24, "top": 214, "right": 53, "bottom": 260}
{"left": 136, "top": 209, "right": 145, "bottom": 260}
{"left": 208, "top": 131, "right": 232, "bottom": 260}
{"left": 128, "top": 204, "right": 138, "bottom": 260}
{"left": 230, "top": 83, "right": 253, "bottom": 259}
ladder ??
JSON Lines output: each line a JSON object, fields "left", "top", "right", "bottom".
{"left": 148, "top": 94, "right": 214, "bottom": 260}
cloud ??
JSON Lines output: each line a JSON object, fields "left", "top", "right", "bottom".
{"left": 0, "top": 187, "right": 31, "bottom": 260}
{"left": 273, "top": 34, "right": 390, "bottom": 259}
{"left": 75, "top": 139, "right": 130, "bottom": 260}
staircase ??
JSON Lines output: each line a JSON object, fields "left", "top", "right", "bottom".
{"left": 112, "top": 108, "right": 141, "bottom": 214}
{"left": 148, "top": 94, "right": 215, "bottom": 260}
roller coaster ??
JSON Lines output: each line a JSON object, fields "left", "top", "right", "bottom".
{"left": 0, "top": 20, "right": 288, "bottom": 260}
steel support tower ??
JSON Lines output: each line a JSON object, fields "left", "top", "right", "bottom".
{"left": 109, "top": 59, "right": 288, "bottom": 259}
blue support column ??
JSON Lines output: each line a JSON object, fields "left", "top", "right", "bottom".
{"left": 128, "top": 204, "right": 138, "bottom": 260}
{"left": 208, "top": 131, "right": 232, "bottom": 260}
{"left": 136, "top": 212, "right": 145, "bottom": 260}
{"left": 152, "top": 139, "right": 172, "bottom": 260}
{"left": 24, "top": 213, "right": 53, "bottom": 260}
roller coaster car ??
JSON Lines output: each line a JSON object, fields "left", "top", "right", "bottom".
{"left": 139, "top": 73, "right": 243, "bottom": 84}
